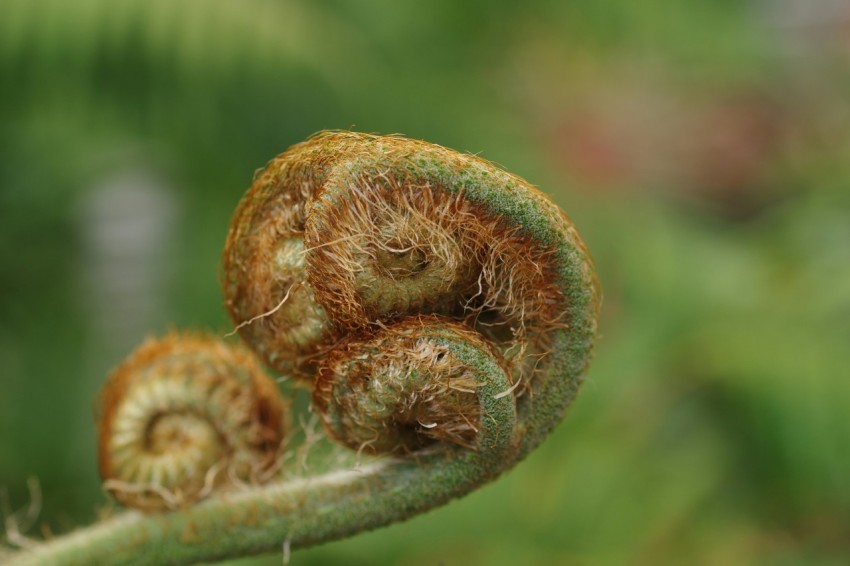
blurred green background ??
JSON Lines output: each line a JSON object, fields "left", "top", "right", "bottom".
{"left": 1, "top": 1, "right": 849, "bottom": 564}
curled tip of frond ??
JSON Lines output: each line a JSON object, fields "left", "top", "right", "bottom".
{"left": 313, "top": 316, "right": 502, "bottom": 454}
{"left": 97, "top": 332, "right": 287, "bottom": 512}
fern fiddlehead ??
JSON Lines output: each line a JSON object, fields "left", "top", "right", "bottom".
{"left": 96, "top": 333, "right": 287, "bottom": 512}
{"left": 7, "top": 132, "right": 600, "bottom": 565}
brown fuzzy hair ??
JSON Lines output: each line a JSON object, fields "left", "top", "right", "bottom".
{"left": 223, "top": 132, "right": 567, "bottom": 396}
{"left": 312, "top": 316, "right": 497, "bottom": 454}
{"left": 97, "top": 333, "right": 287, "bottom": 511}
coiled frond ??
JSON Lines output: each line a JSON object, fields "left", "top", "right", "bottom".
{"left": 9, "top": 132, "right": 599, "bottom": 566}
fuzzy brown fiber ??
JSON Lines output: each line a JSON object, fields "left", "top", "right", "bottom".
{"left": 223, "top": 132, "right": 569, "bottom": 398}
{"left": 97, "top": 333, "right": 287, "bottom": 511}
{"left": 312, "top": 316, "right": 498, "bottom": 454}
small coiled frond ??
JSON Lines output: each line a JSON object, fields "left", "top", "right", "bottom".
{"left": 97, "top": 333, "right": 287, "bottom": 511}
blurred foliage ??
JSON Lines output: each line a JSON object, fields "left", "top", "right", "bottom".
{"left": 1, "top": 0, "right": 849, "bottom": 564}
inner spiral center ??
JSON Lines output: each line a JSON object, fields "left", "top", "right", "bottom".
{"left": 144, "top": 412, "right": 222, "bottom": 457}
{"left": 374, "top": 241, "right": 430, "bottom": 279}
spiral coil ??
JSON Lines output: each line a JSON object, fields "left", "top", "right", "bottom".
{"left": 64, "top": 131, "right": 602, "bottom": 566}
{"left": 97, "top": 334, "right": 286, "bottom": 511}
